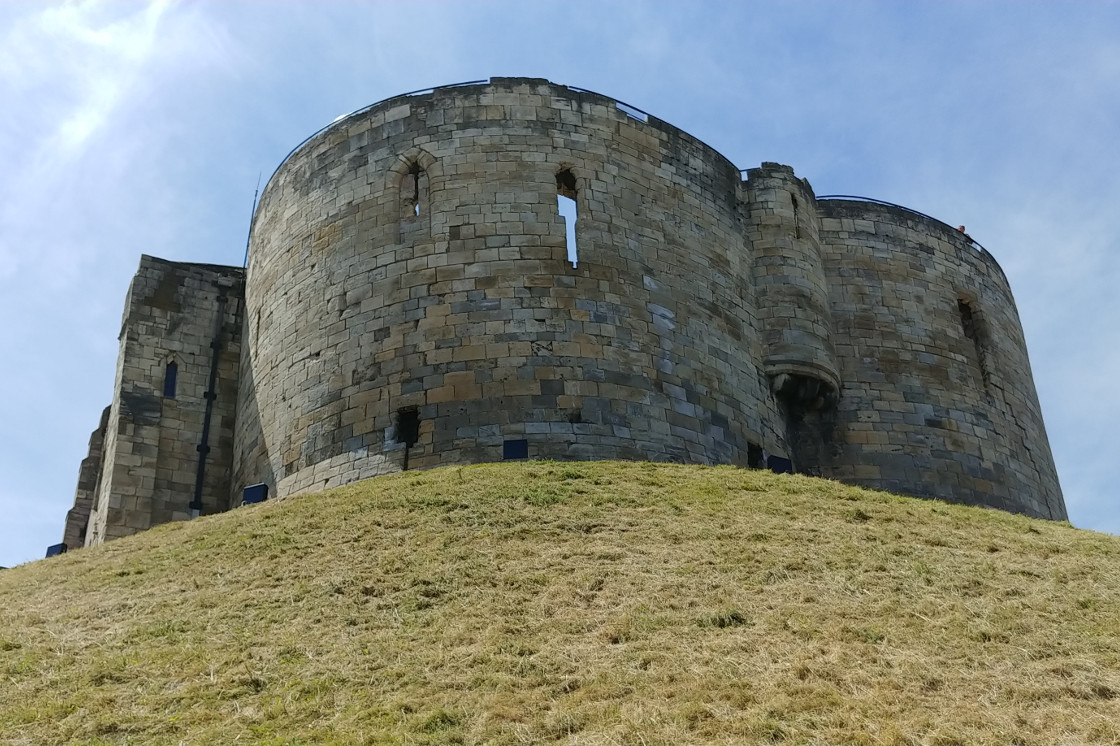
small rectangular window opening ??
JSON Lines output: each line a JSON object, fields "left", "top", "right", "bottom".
{"left": 396, "top": 407, "right": 420, "bottom": 447}
{"left": 503, "top": 438, "right": 529, "bottom": 460}
{"left": 747, "top": 442, "right": 764, "bottom": 469}
{"left": 557, "top": 169, "right": 578, "bottom": 267}
{"left": 396, "top": 407, "right": 420, "bottom": 471}
{"left": 791, "top": 193, "right": 802, "bottom": 239}
{"left": 401, "top": 163, "right": 425, "bottom": 219}
{"left": 163, "top": 361, "right": 177, "bottom": 398}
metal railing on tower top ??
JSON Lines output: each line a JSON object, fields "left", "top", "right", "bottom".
{"left": 815, "top": 194, "right": 987, "bottom": 253}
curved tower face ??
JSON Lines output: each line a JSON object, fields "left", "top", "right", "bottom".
{"left": 225, "top": 77, "right": 1063, "bottom": 520}
{"left": 233, "top": 78, "right": 791, "bottom": 500}
{"left": 816, "top": 200, "right": 1066, "bottom": 520}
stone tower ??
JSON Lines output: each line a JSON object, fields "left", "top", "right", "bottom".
{"left": 61, "top": 77, "right": 1065, "bottom": 552}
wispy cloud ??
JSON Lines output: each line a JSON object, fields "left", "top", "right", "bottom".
{"left": 0, "top": 0, "right": 238, "bottom": 565}
{"left": 0, "top": 1, "right": 169, "bottom": 283}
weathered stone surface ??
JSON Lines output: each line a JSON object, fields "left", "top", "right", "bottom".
{"left": 62, "top": 78, "right": 1066, "bottom": 548}
{"left": 77, "top": 257, "right": 245, "bottom": 546}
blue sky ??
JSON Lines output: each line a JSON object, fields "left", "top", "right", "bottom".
{"left": 1, "top": 1, "right": 1117, "bottom": 567}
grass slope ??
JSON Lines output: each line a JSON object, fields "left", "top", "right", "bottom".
{"left": 2, "top": 461, "right": 1119, "bottom": 745}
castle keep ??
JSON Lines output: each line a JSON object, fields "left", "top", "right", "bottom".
{"left": 60, "top": 77, "right": 1066, "bottom": 550}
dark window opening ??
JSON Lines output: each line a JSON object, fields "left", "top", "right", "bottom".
{"left": 163, "top": 361, "right": 178, "bottom": 398}
{"left": 396, "top": 407, "right": 420, "bottom": 471}
{"left": 401, "top": 162, "right": 426, "bottom": 219}
{"left": 396, "top": 407, "right": 420, "bottom": 447}
{"left": 791, "top": 193, "right": 801, "bottom": 239}
{"left": 503, "top": 438, "right": 529, "bottom": 460}
{"left": 747, "top": 442, "right": 764, "bottom": 469}
{"left": 957, "top": 298, "right": 991, "bottom": 389}
{"left": 557, "top": 169, "right": 578, "bottom": 267}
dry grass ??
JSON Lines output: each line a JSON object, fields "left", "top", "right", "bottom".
{"left": 1, "top": 461, "right": 1119, "bottom": 745}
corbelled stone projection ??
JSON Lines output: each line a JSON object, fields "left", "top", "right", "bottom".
{"left": 62, "top": 77, "right": 1066, "bottom": 551}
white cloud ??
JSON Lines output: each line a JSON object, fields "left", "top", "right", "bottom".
{"left": 0, "top": 1, "right": 170, "bottom": 283}
{"left": 0, "top": 0, "right": 240, "bottom": 566}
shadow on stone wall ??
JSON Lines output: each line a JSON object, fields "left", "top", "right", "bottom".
{"left": 229, "top": 348, "right": 276, "bottom": 509}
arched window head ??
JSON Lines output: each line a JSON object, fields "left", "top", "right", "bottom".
{"left": 556, "top": 169, "right": 577, "bottom": 200}
{"left": 401, "top": 162, "right": 427, "bottom": 219}
{"left": 392, "top": 148, "right": 436, "bottom": 244}
{"left": 556, "top": 169, "right": 578, "bottom": 267}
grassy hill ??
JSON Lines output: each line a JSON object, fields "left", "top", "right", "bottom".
{"left": 2, "top": 461, "right": 1119, "bottom": 745}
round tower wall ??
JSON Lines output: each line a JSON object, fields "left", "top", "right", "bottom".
{"left": 233, "top": 79, "right": 789, "bottom": 499}
{"left": 816, "top": 200, "right": 1065, "bottom": 519}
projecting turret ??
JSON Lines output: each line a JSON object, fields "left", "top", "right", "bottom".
{"left": 745, "top": 163, "right": 840, "bottom": 410}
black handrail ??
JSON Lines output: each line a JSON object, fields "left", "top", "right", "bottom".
{"left": 268, "top": 79, "right": 488, "bottom": 186}
{"left": 190, "top": 284, "right": 230, "bottom": 518}
{"left": 566, "top": 86, "right": 654, "bottom": 122}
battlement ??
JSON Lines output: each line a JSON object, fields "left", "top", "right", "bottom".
{"left": 61, "top": 79, "right": 1065, "bottom": 553}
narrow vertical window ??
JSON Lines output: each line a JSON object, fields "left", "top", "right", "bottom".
{"left": 396, "top": 407, "right": 420, "bottom": 471}
{"left": 958, "top": 297, "right": 991, "bottom": 389}
{"left": 401, "top": 162, "right": 426, "bottom": 219}
{"left": 163, "top": 361, "right": 178, "bottom": 398}
{"left": 747, "top": 442, "right": 764, "bottom": 469}
{"left": 557, "top": 169, "right": 578, "bottom": 267}
{"left": 791, "top": 193, "right": 802, "bottom": 239}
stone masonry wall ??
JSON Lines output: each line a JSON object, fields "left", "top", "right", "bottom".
{"left": 83, "top": 256, "right": 244, "bottom": 545}
{"left": 815, "top": 201, "right": 1065, "bottom": 520}
{"left": 228, "top": 78, "right": 1063, "bottom": 519}
{"left": 61, "top": 406, "right": 109, "bottom": 550}
{"left": 233, "top": 78, "right": 792, "bottom": 500}
{"left": 67, "top": 78, "right": 1065, "bottom": 546}
{"left": 746, "top": 163, "right": 840, "bottom": 394}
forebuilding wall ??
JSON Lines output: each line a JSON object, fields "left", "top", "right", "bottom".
{"left": 83, "top": 257, "right": 244, "bottom": 545}
{"left": 64, "top": 78, "right": 1065, "bottom": 550}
